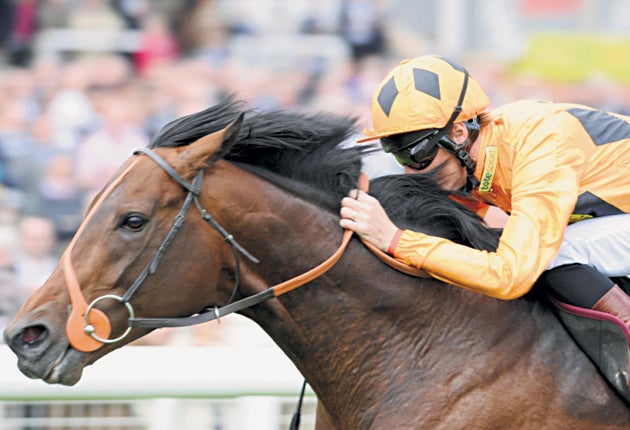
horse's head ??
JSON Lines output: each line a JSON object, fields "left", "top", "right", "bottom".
{"left": 3, "top": 115, "right": 244, "bottom": 385}
{"left": 3, "top": 96, "right": 368, "bottom": 388}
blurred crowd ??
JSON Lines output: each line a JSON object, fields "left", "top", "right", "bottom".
{"left": 1, "top": 0, "right": 630, "bottom": 345}
{"left": 0, "top": 0, "right": 401, "bottom": 345}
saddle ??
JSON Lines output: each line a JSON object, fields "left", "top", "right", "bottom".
{"left": 549, "top": 278, "right": 630, "bottom": 404}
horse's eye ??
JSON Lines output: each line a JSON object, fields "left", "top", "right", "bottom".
{"left": 121, "top": 214, "right": 148, "bottom": 231}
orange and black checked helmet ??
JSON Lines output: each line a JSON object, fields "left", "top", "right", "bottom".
{"left": 358, "top": 55, "right": 489, "bottom": 142}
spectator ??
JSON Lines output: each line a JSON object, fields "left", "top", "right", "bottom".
{"left": 3, "top": 66, "right": 40, "bottom": 122}
{"left": 13, "top": 216, "right": 58, "bottom": 295}
{"left": 75, "top": 90, "right": 149, "bottom": 203}
{"left": 37, "top": 0, "right": 71, "bottom": 30}
{"left": 133, "top": 12, "right": 180, "bottom": 76}
{"left": 0, "top": 101, "right": 38, "bottom": 207}
{"left": 89, "top": 54, "right": 132, "bottom": 90}
{"left": 175, "top": 0, "right": 231, "bottom": 59}
{"left": 46, "top": 59, "right": 98, "bottom": 152}
{"left": 30, "top": 55, "right": 63, "bottom": 108}
{"left": 338, "top": 0, "right": 388, "bottom": 74}
{"left": 32, "top": 153, "right": 84, "bottom": 240}
{"left": 28, "top": 112, "right": 58, "bottom": 169}
{"left": 0, "top": 219, "right": 22, "bottom": 337}
{"left": 66, "top": 0, "right": 126, "bottom": 58}
{"left": 5, "top": 0, "right": 40, "bottom": 67}
{"left": 112, "top": 0, "right": 150, "bottom": 30}
{"left": 0, "top": 0, "right": 12, "bottom": 50}
{"left": 17, "top": 112, "right": 60, "bottom": 215}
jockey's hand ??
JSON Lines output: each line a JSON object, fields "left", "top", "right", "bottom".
{"left": 340, "top": 190, "right": 399, "bottom": 252}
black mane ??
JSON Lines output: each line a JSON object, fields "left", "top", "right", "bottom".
{"left": 370, "top": 174, "right": 501, "bottom": 251}
{"left": 151, "top": 96, "right": 500, "bottom": 250}
{"left": 150, "top": 95, "right": 365, "bottom": 201}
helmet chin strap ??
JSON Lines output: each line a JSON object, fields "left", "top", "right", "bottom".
{"left": 440, "top": 135, "right": 479, "bottom": 194}
{"left": 459, "top": 118, "right": 481, "bottom": 193}
{"left": 430, "top": 67, "right": 480, "bottom": 194}
{"left": 456, "top": 142, "right": 479, "bottom": 194}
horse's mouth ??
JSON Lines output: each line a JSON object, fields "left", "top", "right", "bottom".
{"left": 47, "top": 347, "right": 86, "bottom": 385}
{"left": 43, "top": 346, "right": 69, "bottom": 382}
{"left": 19, "top": 345, "right": 86, "bottom": 386}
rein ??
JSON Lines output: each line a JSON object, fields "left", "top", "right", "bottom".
{"left": 129, "top": 169, "right": 365, "bottom": 329}
{"left": 64, "top": 148, "right": 427, "bottom": 352}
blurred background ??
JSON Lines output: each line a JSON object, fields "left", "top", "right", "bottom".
{"left": 0, "top": 0, "right": 629, "bottom": 428}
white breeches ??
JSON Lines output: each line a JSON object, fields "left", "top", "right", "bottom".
{"left": 547, "top": 213, "right": 630, "bottom": 277}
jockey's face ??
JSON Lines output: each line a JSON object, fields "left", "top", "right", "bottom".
{"left": 403, "top": 148, "right": 467, "bottom": 191}
{"left": 403, "top": 122, "right": 471, "bottom": 191}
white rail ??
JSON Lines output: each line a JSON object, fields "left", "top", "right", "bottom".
{"left": 0, "top": 345, "right": 316, "bottom": 429}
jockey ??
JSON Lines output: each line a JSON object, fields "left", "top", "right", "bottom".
{"left": 340, "top": 55, "right": 630, "bottom": 325}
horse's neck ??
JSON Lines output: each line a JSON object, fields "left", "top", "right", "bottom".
{"left": 206, "top": 164, "right": 560, "bottom": 423}
{"left": 235, "top": 209, "right": 517, "bottom": 415}
{"left": 253, "top": 241, "right": 544, "bottom": 421}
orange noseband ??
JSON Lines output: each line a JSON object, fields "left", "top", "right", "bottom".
{"left": 64, "top": 157, "right": 141, "bottom": 352}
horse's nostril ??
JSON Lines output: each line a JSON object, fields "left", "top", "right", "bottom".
{"left": 19, "top": 325, "right": 48, "bottom": 347}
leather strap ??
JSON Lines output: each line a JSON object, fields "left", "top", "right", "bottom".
{"left": 130, "top": 172, "right": 428, "bottom": 329}
{"left": 131, "top": 218, "right": 355, "bottom": 328}
{"left": 134, "top": 148, "right": 200, "bottom": 195}
{"left": 273, "top": 228, "right": 353, "bottom": 296}
{"left": 360, "top": 237, "right": 429, "bottom": 278}
{"left": 64, "top": 158, "right": 142, "bottom": 351}
{"left": 242, "top": 172, "right": 429, "bottom": 285}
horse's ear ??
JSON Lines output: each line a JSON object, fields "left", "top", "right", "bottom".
{"left": 178, "top": 113, "right": 244, "bottom": 171}
{"left": 220, "top": 112, "right": 244, "bottom": 154}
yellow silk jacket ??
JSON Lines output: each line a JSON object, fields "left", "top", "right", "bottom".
{"left": 392, "top": 100, "right": 630, "bottom": 299}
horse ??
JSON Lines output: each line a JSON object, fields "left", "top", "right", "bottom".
{"left": 4, "top": 97, "right": 630, "bottom": 429}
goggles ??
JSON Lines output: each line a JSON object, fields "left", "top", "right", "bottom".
{"left": 381, "top": 129, "right": 441, "bottom": 170}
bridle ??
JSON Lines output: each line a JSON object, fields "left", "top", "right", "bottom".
{"left": 64, "top": 147, "right": 426, "bottom": 353}
{"left": 63, "top": 148, "right": 259, "bottom": 352}
{"left": 64, "top": 147, "right": 346, "bottom": 352}
{"left": 121, "top": 148, "right": 259, "bottom": 306}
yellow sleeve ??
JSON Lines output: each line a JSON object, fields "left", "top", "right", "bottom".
{"left": 393, "top": 130, "right": 585, "bottom": 300}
